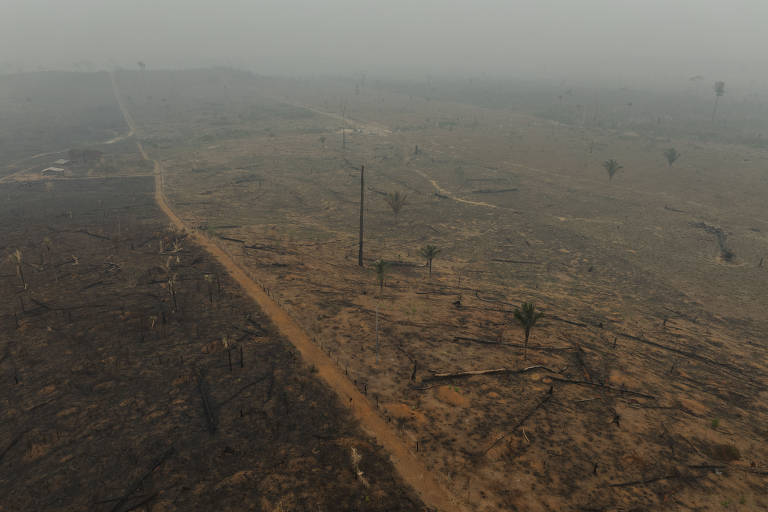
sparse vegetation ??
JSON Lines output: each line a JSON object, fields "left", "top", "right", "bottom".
{"left": 373, "top": 258, "right": 389, "bottom": 291}
{"left": 603, "top": 159, "right": 623, "bottom": 181}
{"left": 664, "top": 147, "right": 681, "bottom": 167}
{"left": 384, "top": 191, "right": 408, "bottom": 224}
{"left": 712, "top": 81, "right": 726, "bottom": 122}
{"left": 512, "top": 302, "right": 543, "bottom": 359}
{"left": 419, "top": 244, "right": 441, "bottom": 279}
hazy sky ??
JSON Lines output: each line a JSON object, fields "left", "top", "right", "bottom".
{"left": 3, "top": 0, "right": 768, "bottom": 86}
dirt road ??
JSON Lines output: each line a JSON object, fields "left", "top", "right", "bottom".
{"left": 110, "top": 73, "right": 466, "bottom": 512}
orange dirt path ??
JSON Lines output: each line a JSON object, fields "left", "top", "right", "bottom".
{"left": 111, "top": 72, "right": 466, "bottom": 512}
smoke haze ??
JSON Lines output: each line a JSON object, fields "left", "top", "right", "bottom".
{"left": 3, "top": 0, "right": 768, "bottom": 88}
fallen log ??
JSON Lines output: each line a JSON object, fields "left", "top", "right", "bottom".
{"left": 452, "top": 336, "right": 502, "bottom": 345}
{"left": 451, "top": 336, "right": 573, "bottom": 352}
{"left": 218, "top": 235, "right": 246, "bottom": 244}
{"left": 197, "top": 373, "right": 217, "bottom": 435}
{"left": 607, "top": 465, "right": 720, "bottom": 488}
{"left": 608, "top": 474, "right": 677, "bottom": 488}
{"left": 28, "top": 297, "right": 52, "bottom": 310}
{"left": 473, "top": 188, "right": 519, "bottom": 194}
{"left": 548, "top": 315, "right": 589, "bottom": 328}
{"left": 490, "top": 258, "right": 539, "bottom": 264}
{"left": 0, "top": 432, "right": 24, "bottom": 464}
{"left": 109, "top": 446, "right": 174, "bottom": 512}
{"left": 219, "top": 374, "right": 271, "bottom": 407}
{"left": 477, "top": 388, "right": 553, "bottom": 457}
{"left": 616, "top": 332, "right": 745, "bottom": 377}
{"left": 424, "top": 365, "right": 555, "bottom": 383}
{"left": 547, "top": 376, "right": 656, "bottom": 400}
{"left": 78, "top": 229, "right": 111, "bottom": 241}
{"left": 81, "top": 280, "right": 106, "bottom": 291}
{"left": 120, "top": 493, "right": 159, "bottom": 512}
{"left": 574, "top": 344, "right": 593, "bottom": 383}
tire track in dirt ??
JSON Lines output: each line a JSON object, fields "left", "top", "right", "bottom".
{"left": 410, "top": 167, "right": 512, "bottom": 210}
{"left": 111, "top": 73, "right": 466, "bottom": 512}
{"left": 284, "top": 101, "right": 510, "bottom": 211}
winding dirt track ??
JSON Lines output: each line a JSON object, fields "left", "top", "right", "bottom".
{"left": 110, "top": 73, "right": 466, "bottom": 512}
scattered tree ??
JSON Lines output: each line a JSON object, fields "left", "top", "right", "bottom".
{"left": 664, "top": 148, "right": 681, "bottom": 167}
{"left": 384, "top": 191, "right": 408, "bottom": 224}
{"left": 419, "top": 244, "right": 441, "bottom": 279}
{"left": 512, "top": 302, "right": 544, "bottom": 359}
{"left": 712, "top": 81, "right": 725, "bottom": 122}
{"left": 602, "top": 159, "right": 623, "bottom": 181}
{"left": 373, "top": 259, "right": 389, "bottom": 292}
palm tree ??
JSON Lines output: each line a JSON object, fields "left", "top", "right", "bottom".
{"left": 602, "top": 159, "right": 623, "bottom": 181}
{"left": 512, "top": 302, "right": 543, "bottom": 360}
{"left": 664, "top": 148, "right": 681, "bottom": 167}
{"left": 384, "top": 191, "right": 408, "bottom": 224}
{"left": 419, "top": 245, "right": 441, "bottom": 279}
{"left": 712, "top": 81, "right": 725, "bottom": 122}
{"left": 373, "top": 259, "right": 389, "bottom": 292}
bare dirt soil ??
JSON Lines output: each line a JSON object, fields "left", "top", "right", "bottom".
{"left": 110, "top": 69, "right": 768, "bottom": 511}
{"left": 0, "top": 177, "right": 425, "bottom": 511}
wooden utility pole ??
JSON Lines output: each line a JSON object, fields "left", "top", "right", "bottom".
{"left": 358, "top": 165, "right": 364, "bottom": 266}
{"left": 375, "top": 300, "right": 380, "bottom": 362}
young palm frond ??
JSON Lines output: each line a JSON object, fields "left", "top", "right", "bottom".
{"left": 384, "top": 191, "right": 408, "bottom": 224}
{"left": 419, "top": 244, "right": 441, "bottom": 279}
{"left": 664, "top": 148, "right": 681, "bottom": 167}
{"left": 373, "top": 259, "right": 389, "bottom": 292}
{"left": 602, "top": 159, "right": 623, "bottom": 181}
{"left": 512, "top": 302, "right": 544, "bottom": 359}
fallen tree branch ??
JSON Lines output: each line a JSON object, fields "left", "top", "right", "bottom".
{"left": 218, "top": 235, "right": 245, "bottom": 244}
{"left": 574, "top": 344, "right": 593, "bottom": 383}
{"left": 109, "top": 447, "right": 174, "bottom": 512}
{"left": 120, "top": 492, "right": 159, "bottom": 512}
{"left": 477, "top": 389, "right": 553, "bottom": 457}
{"left": 78, "top": 229, "right": 111, "bottom": 241}
{"left": 474, "top": 188, "right": 519, "bottom": 194}
{"left": 608, "top": 474, "right": 678, "bottom": 488}
{"left": 0, "top": 431, "right": 25, "bottom": 464}
{"left": 424, "top": 365, "right": 555, "bottom": 383}
{"left": 219, "top": 374, "right": 271, "bottom": 407}
{"left": 607, "top": 465, "right": 722, "bottom": 488}
{"left": 549, "top": 315, "right": 590, "bottom": 328}
{"left": 547, "top": 376, "right": 656, "bottom": 400}
{"left": 197, "top": 373, "right": 217, "bottom": 435}
{"left": 452, "top": 336, "right": 574, "bottom": 352}
{"left": 616, "top": 332, "right": 746, "bottom": 377}
{"left": 490, "top": 258, "right": 539, "bottom": 264}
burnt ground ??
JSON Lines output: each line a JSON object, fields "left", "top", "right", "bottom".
{"left": 0, "top": 177, "right": 424, "bottom": 512}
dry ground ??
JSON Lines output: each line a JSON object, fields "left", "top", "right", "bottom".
{"left": 108, "top": 70, "right": 768, "bottom": 511}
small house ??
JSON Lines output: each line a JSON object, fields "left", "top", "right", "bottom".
{"left": 41, "top": 167, "right": 65, "bottom": 176}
